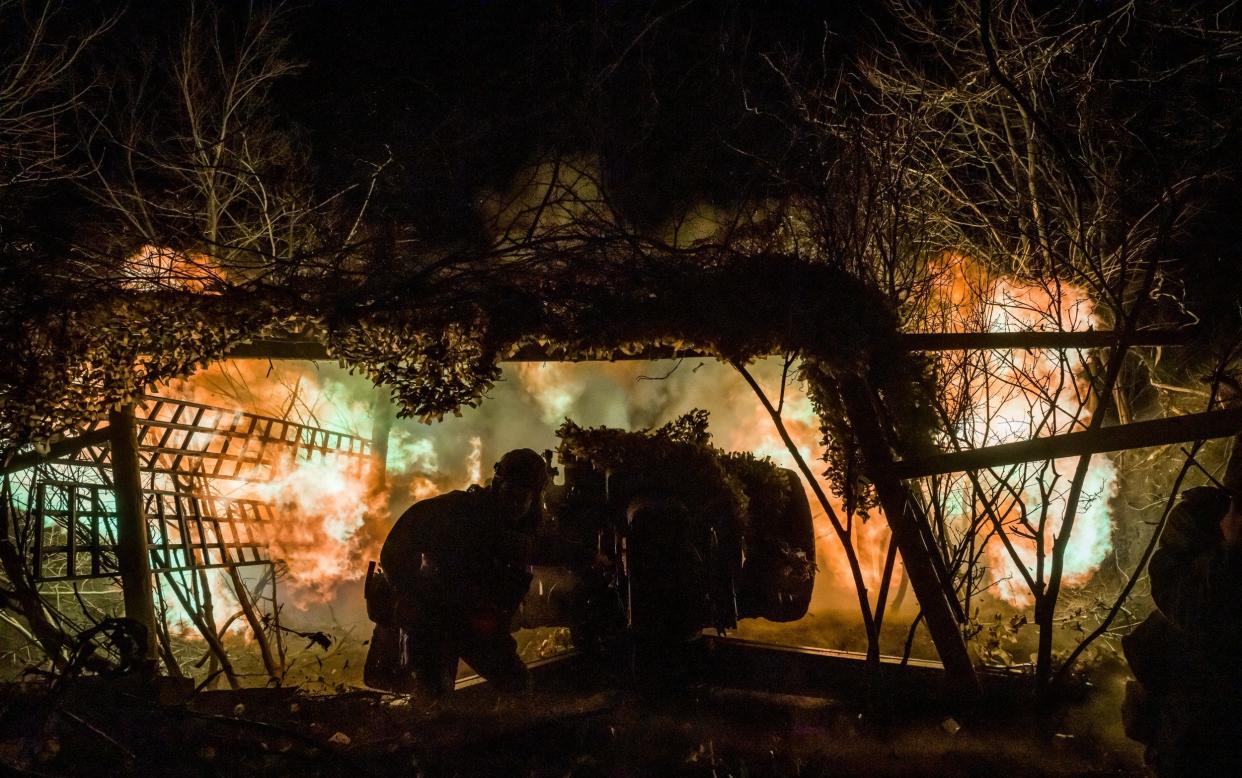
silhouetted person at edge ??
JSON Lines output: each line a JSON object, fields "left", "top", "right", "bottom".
{"left": 1124, "top": 437, "right": 1242, "bottom": 777}
{"left": 364, "top": 448, "right": 550, "bottom": 697}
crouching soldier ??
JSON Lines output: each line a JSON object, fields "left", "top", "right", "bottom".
{"left": 1123, "top": 474, "right": 1242, "bottom": 776}
{"left": 364, "top": 448, "right": 550, "bottom": 697}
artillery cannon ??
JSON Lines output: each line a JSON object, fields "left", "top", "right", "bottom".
{"left": 518, "top": 417, "right": 817, "bottom": 663}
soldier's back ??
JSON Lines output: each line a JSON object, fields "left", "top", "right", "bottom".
{"left": 380, "top": 489, "right": 485, "bottom": 591}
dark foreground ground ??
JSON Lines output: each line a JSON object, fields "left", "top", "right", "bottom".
{"left": 0, "top": 641, "right": 1144, "bottom": 777}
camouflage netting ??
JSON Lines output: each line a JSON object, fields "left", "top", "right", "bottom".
{"left": 719, "top": 449, "right": 797, "bottom": 536}
{"left": 325, "top": 254, "right": 910, "bottom": 417}
{"left": 2, "top": 253, "right": 930, "bottom": 515}
{"left": 555, "top": 410, "right": 814, "bottom": 585}
{"left": 0, "top": 291, "right": 293, "bottom": 447}
{"left": 556, "top": 410, "right": 749, "bottom": 535}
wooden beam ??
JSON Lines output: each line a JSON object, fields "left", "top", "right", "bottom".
{"left": 896, "top": 406, "right": 1242, "bottom": 479}
{"left": 224, "top": 340, "right": 708, "bottom": 362}
{"left": 899, "top": 330, "right": 1190, "bottom": 351}
{"left": 225, "top": 338, "right": 330, "bottom": 360}
{"left": 504, "top": 344, "right": 705, "bottom": 362}
{"left": 222, "top": 330, "right": 1190, "bottom": 362}
{"left": 1, "top": 427, "right": 112, "bottom": 476}
{"left": 833, "top": 374, "right": 980, "bottom": 700}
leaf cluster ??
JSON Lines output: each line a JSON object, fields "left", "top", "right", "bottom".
{"left": 800, "top": 350, "right": 938, "bottom": 519}
{"left": 555, "top": 411, "right": 811, "bottom": 561}
{"left": 556, "top": 411, "right": 749, "bottom": 537}
{"left": 0, "top": 290, "right": 289, "bottom": 446}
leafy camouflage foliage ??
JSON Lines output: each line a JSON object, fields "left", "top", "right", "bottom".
{"left": 555, "top": 410, "right": 822, "bottom": 597}
{"left": 0, "top": 291, "right": 290, "bottom": 447}
{"left": 555, "top": 409, "right": 748, "bottom": 534}
{"left": 719, "top": 450, "right": 793, "bottom": 532}
{"left": 0, "top": 250, "right": 931, "bottom": 514}
{"left": 800, "top": 353, "right": 939, "bottom": 519}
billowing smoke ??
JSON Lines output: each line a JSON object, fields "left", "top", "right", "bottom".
{"left": 160, "top": 255, "right": 1121, "bottom": 634}
{"left": 161, "top": 356, "right": 873, "bottom": 632}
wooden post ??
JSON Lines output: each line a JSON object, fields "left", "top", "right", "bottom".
{"left": 833, "top": 374, "right": 981, "bottom": 700}
{"left": 108, "top": 404, "right": 158, "bottom": 662}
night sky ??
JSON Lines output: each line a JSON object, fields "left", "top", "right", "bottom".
{"left": 28, "top": 0, "right": 1239, "bottom": 338}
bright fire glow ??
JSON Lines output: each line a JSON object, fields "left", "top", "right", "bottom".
{"left": 232, "top": 453, "right": 379, "bottom": 598}
{"left": 512, "top": 363, "right": 586, "bottom": 424}
{"left": 465, "top": 436, "right": 484, "bottom": 485}
{"left": 156, "top": 255, "right": 1115, "bottom": 621}
{"left": 928, "top": 255, "right": 1116, "bottom": 607}
{"left": 124, "top": 245, "right": 223, "bottom": 292}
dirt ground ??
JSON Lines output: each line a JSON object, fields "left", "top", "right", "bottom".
{"left": 0, "top": 649, "right": 1145, "bottom": 778}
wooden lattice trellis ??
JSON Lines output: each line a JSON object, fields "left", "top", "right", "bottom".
{"left": 25, "top": 395, "right": 370, "bottom": 582}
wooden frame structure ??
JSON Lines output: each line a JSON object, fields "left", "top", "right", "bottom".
{"left": 19, "top": 395, "right": 370, "bottom": 584}
{"left": 29, "top": 481, "right": 275, "bottom": 582}
{"left": 10, "top": 326, "right": 1211, "bottom": 689}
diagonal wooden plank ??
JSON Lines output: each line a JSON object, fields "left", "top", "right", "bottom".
{"left": 897, "top": 406, "right": 1242, "bottom": 479}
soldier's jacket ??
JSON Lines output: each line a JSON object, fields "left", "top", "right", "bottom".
{"left": 379, "top": 487, "right": 535, "bottom": 617}
{"left": 1147, "top": 487, "right": 1242, "bottom": 674}
{"left": 1123, "top": 486, "right": 1242, "bottom": 772}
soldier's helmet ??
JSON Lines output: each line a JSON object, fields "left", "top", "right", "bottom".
{"left": 493, "top": 448, "right": 550, "bottom": 491}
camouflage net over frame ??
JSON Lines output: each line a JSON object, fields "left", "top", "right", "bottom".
{"left": 2, "top": 253, "right": 930, "bottom": 513}
{"left": 555, "top": 410, "right": 814, "bottom": 586}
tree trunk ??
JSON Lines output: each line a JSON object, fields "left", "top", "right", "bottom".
{"left": 107, "top": 404, "right": 157, "bottom": 662}
{"left": 0, "top": 526, "right": 69, "bottom": 665}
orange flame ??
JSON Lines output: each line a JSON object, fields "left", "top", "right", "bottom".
{"left": 124, "top": 245, "right": 225, "bottom": 292}
{"left": 927, "top": 254, "right": 1115, "bottom": 607}
{"left": 230, "top": 453, "right": 382, "bottom": 601}
{"left": 158, "top": 253, "right": 1115, "bottom": 623}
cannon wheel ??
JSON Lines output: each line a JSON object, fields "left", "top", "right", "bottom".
{"left": 737, "top": 468, "right": 816, "bottom": 622}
